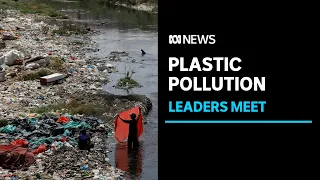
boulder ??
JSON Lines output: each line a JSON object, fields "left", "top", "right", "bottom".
{"left": 0, "top": 50, "right": 24, "bottom": 66}
{"left": 2, "top": 32, "right": 17, "bottom": 40}
{"left": 25, "top": 63, "right": 40, "bottom": 70}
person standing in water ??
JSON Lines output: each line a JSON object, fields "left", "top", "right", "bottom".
{"left": 118, "top": 113, "right": 141, "bottom": 149}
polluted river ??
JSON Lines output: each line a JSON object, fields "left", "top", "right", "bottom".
{"left": 48, "top": 1, "right": 158, "bottom": 180}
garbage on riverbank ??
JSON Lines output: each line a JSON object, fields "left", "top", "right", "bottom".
{"left": 0, "top": 8, "right": 152, "bottom": 180}
{"left": 0, "top": 114, "right": 124, "bottom": 179}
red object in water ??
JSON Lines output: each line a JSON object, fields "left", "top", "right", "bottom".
{"left": 61, "top": 137, "right": 67, "bottom": 142}
{"left": 10, "top": 139, "right": 29, "bottom": 147}
{"left": 115, "top": 143, "right": 142, "bottom": 175}
{"left": 115, "top": 143, "right": 128, "bottom": 171}
{"left": 114, "top": 106, "right": 143, "bottom": 142}
{"left": 47, "top": 52, "right": 52, "bottom": 55}
{"left": 56, "top": 116, "right": 70, "bottom": 124}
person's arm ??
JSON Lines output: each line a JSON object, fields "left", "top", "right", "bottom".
{"left": 118, "top": 115, "right": 130, "bottom": 124}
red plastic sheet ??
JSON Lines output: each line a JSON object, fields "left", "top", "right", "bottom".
{"left": 0, "top": 145, "right": 35, "bottom": 170}
{"left": 56, "top": 116, "right": 70, "bottom": 124}
{"left": 32, "top": 144, "right": 46, "bottom": 155}
{"left": 114, "top": 106, "right": 143, "bottom": 142}
{"left": 10, "top": 139, "right": 29, "bottom": 147}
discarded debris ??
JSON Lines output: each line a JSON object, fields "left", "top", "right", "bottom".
{"left": 40, "top": 73, "right": 65, "bottom": 86}
{"left": 1, "top": 31, "right": 18, "bottom": 40}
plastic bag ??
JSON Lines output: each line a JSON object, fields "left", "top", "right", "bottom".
{"left": 3, "top": 50, "right": 24, "bottom": 66}
{"left": 63, "top": 129, "right": 72, "bottom": 136}
{"left": 0, "top": 125, "right": 16, "bottom": 133}
{"left": 63, "top": 121, "right": 92, "bottom": 129}
{"left": 56, "top": 116, "right": 70, "bottom": 124}
{"left": 33, "top": 144, "right": 46, "bottom": 154}
{"left": 28, "top": 117, "right": 38, "bottom": 125}
{"left": 10, "top": 139, "right": 29, "bottom": 147}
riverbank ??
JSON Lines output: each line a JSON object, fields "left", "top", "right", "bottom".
{"left": 81, "top": 0, "right": 158, "bottom": 13}
{"left": 109, "top": 0, "right": 158, "bottom": 13}
{"left": 0, "top": 2, "right": 152, "bottom": 179}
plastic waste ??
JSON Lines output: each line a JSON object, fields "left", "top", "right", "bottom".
{"left": 60, "top": 137, "right": 67, "bottom": 142}
{"left": 29, "top": 137, "right": 54, "bottom": 147}
{"left": 33, "top": 144, "right": 47, "bottom": 154}
{"left": 0, "top": 125, "right": 16, "bottom": 133}
{"left": 57, "top": 116, "right": 70, "bottom": 124}
{"left": 63, "top": 121, "right": 92, "bottom": 129}
{"left": 63, "top": 129, "right": 72, "bottom": 136}
{"left": 28, "top": 117, "right": 38, "bottom": 125}
{"left": 81, "top": 165, "right": 90, "bottom": 171}
{"left": 10, "top": 139, "right": 29, "bottom": 147}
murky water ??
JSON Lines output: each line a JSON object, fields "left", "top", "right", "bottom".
{"left": 45, "top": 0, "right": 158, "bottom": 179}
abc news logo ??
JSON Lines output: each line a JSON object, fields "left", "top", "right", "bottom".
{"left": 169, "top": 35, "right": 216, "bottom": 44}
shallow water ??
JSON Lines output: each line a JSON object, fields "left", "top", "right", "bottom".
{"left": 46, "top": 0, "right": 158, "bottom": 179}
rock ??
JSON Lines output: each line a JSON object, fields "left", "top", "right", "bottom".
{"left": 44, "top": 55, "right": 50, "bottom": 65}
{"left": 16, "top": 26, "right": 26, "bottom": 31}
{"left": 6, "top": 72, "right": 17, "bottom": 78}
{"left": 0, "top": 50, "right": 24, "bottom": 66}
{"left": 2, "top": 31, "right": 18, "bottom": 40}
{"left": 25, "top": 63, "right": 40, "bottom": 70}
{"left": 0, "top": 40, "right": 5, "bottom": 49}
{"left": 25, "top": 55, "right": 50, "bottom": 67}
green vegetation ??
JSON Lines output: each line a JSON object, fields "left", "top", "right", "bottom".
{"left": 0, "top": 0, "right": 68, "bottom": 19}
{"left": 52, "top": 23, "right": 88, "bottom": 36}
{"left": 0, "top": 119, "right": 8, "bottom": 128}
{"left": 102, "top": 0, "right": 158, "bottom": 6}
{"left": 22, "top": 68, "right": 52, "bottom": 81}
{"left": 32, "top": 99, "right": 105, "bottom": 118}
{"left": 71, "top": 40, "right": 85, "bottom": 45}
{"left": 48, "top": 56, "right": 66, "bottom": 71}
{"left": 116, "top": 68, "right": 141, "bottom": 89}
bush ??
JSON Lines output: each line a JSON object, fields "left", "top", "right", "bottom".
{"left": 48, "top": 57, "right": 65, "bottom": 71}
{"left": 0, "top": 0, "right": 69, "bottom": 19}
{"left": 52, "top": 23, "right": 87, "bottom": 36}
{"left": 22, "top": 68, "right": 52, "bottom": 81}
{"left": 116, "top": 68, "right": 141, "bottom": 89}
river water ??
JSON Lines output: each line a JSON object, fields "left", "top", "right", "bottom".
{"left": 44, "top": 0, "right": 158, "bottom": 179}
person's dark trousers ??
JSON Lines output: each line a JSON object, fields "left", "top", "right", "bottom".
{"left": 128, "top": 135, "right": 139, "bottom": 149}
{"left": 133, "top": 139, "right": 139, "bottom": 148}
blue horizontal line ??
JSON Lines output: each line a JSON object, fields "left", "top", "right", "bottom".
{"left": 165, "top": 120, "right": 312, "bottom": 124}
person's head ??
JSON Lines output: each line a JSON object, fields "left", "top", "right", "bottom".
{"left": 80, "top": 129, "right": 86, "bottom": 135}
{"left": 130, "top": 113, "right": 137, "bottom": 120}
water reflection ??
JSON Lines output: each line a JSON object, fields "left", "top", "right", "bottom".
{"left": 40, "top": 0, "right": 157, "bottom": 31}
{"left": 115, "top": 142, "right": 143, "bottom": 179}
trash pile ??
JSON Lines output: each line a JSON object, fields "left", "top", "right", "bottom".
{"left": 0, "top": 10, "right": 121, "bottom": 120}
{"left": 0, "top": 7, "right": 152, "bottom": 180}
{"left": 0, "top": 10, "right": 114, "bottom": 78}
{"left": 0, "top": 113, "right": 124, "bottom": 179}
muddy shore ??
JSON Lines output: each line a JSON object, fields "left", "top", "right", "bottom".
{"left": 0, "top": 3, "right": 152, "bottom": 180}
